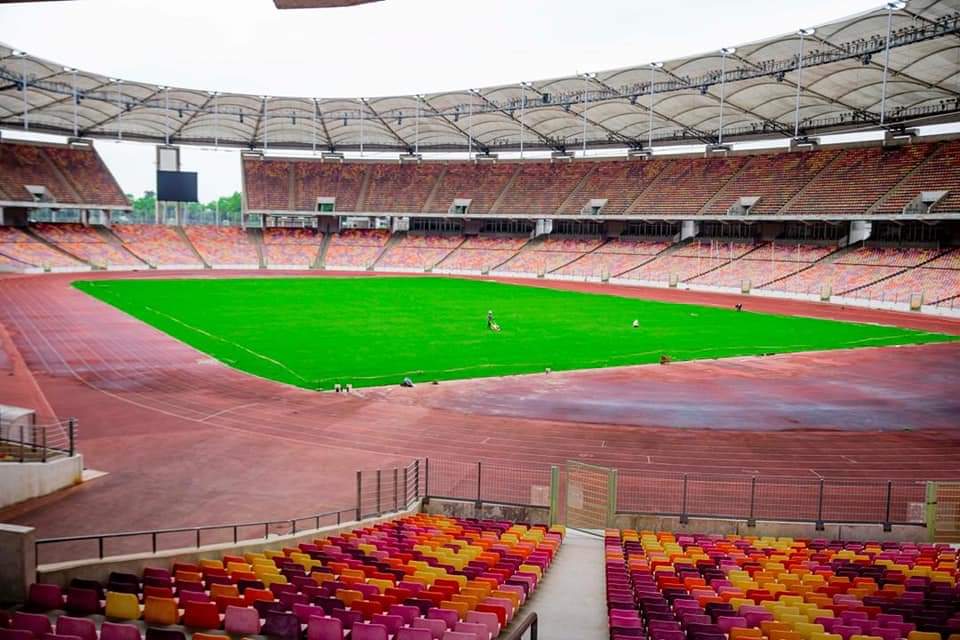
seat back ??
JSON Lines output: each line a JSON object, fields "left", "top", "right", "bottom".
{"left": 351, "top": 624, "right": 389, "bottom": 640}
{"left": 224, "top": 605, "right": 260, "bottom": 635}
{"left": 26, "top": 584, "right": 64, "bottom": 612}
{"left": 307, "top": 616, "right": 343, "bottom": 640}
{"left": 55, "top": 617, "right": 97, "bottom": 640}
{"left": 11, "top": 612, "right": 53, "bottom": 637}
{"left": 98, "top": 623, "right": 141, "bottom": 640}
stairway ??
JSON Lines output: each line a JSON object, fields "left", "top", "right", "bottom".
{"left": 369, "top": 231, "right": 404, "bottom": 270}
{"left": 177, "top": 226, "right": 210, "bottom": 268}
{"left": 248, "top": 228, "right": 267, "bottom": 268}
{"left": 313, "top": 231, "right": 333, "bottom": 269}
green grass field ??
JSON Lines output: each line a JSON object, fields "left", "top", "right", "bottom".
{"left": 74, "top": 276, "right": 956, "bottom": 390}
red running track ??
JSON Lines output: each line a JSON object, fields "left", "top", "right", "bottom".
{"left": 0, "top": 270, "right": 957, "bottom": 549}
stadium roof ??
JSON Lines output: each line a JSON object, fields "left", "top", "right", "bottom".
{"left": 1, "top": 0, "right": 959, "bottom": 154}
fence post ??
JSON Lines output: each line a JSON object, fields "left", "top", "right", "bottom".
{"left": 376, "top": 469, "right": 382, "bottom": 516}
{"left": 925, "top": 481, "right": 938, "bottom": 542}
{"left": 424, "top": 458, "right": 430, "bottom": 504}
{"left": 356, "top": 470, "right": 362, "bottom": 521}
{"left": 680, "top": 474, "right": 689, "bottom": 525}
{"left": 748, "top": 476, "right": 757, "bottom": 527}
{"left": 816, "top": 479, "right": 825, "bottom": 531}
{"left": 19, "top": 424, "right": 24, "bottom": 463}
{"left": 403, "top": 466, "right": 409, "bottom": 508}
{"left": 41, "top": 428, "right": 47, "bottom": 463}
{"left": 883, "top": 480, "right": 893, "bottom": 532}
{"left": 68, "top": 418, "right": 75, "bottom": 457}
{"left": 393, "top": 467, "right": 399, "bottom": 512}
{"left": 607, "top": 468, "right": 619, "bottom": 528}
{"left": 549, "top": 465, "right": 560, "bottom": 526}
{"left": 476, "top": 461, "right": 483, "bottom": 509}
{"left": 414, "top": 459, "right": 420, "bottom": 499}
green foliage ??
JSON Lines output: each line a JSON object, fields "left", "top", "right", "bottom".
{"left": 73, "top": 277, "right": 956, "bottom": 390}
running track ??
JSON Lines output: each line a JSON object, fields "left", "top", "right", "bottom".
{"left": 0, "top": 270, "right": 958, "bottom": 552}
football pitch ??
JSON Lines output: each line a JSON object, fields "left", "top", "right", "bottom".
{"left": 74, "top": 276, "right": 956, "bottom": 390}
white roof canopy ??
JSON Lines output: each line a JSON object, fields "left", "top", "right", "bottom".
{"left": 2, "top": 0, "right": 959, "bottom": 153}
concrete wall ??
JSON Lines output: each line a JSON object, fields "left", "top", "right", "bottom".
{"left": 0, "top": 455, "right": 84, "bottom": 509}
{"left": 36, "top": 502, "right": 421, "bottom": 588}
{"left": 423, "top": 498, "right": 551, "bottom": 525}
{"left": 0, "top": 524, "right": 35, "bottom": 605}
{"left": 612, "top": 513, "right": 929, "bottom": 542}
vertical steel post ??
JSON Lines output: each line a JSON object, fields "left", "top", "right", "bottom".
{"left": 476, "top": 461, "right": 483, "bottom": 508}
{"left": 393, "top": 467, "right": 399, "bottom": 511}
{"left": 356, "top": 470, "right": 362, "bottom": 521}
{"left": 424, "top": 457, "right": 430, "bottom": 500}
{"left": 680, "top": 474, "right": 689, "bottom": 524}
{"left": 19, "top": 424, "right": 24, "bottom": 463}
{"left": 403, "top": 466, "right": 409, "bottom": 507}
{"left": 816, "top": 478, "right": 825, "bottom": 530}
{"left": 880, "top": 5, "right": 895, "bottom": 125}
{"left": 607, "top": 468, "right": 619, "bottom": 528}
{"left": 549, "top": 465, "right": 560, "bottom": 526}
{"left": 41, "top": 427, "right": 47, "bottom": 463}
{"left": 748, "top": 476, "right": 757, "bottom": 527}
{"left": 884, "top": 480, "right": 893, "bottom": 532}
{"left": 69, "top": 418, "right": 75, "bottom": 457}
{"left": 20, "top": 54, "right": 28, "bottom": 131}
{"left": 376, "top": 469, "right": 382, "bottom": 515}
{"left": 794, "top": 30, "right": 808, "bottom": 137}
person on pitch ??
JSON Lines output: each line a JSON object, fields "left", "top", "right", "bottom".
{"left": 487, "top": 310, "right": 501, "bottom": 332}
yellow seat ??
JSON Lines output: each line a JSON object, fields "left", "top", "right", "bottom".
{"left": 794, "top": 623, "right": 826, "bottom": 640}
{"left": 105, "top": 592, "right": 141, "bottom": 621}
{"left": 143, "top": 596, "right": 179, "bottom": 626}
{"left": 810, "top": 633, "right": 843, "bottom": 640}
{"left": 908, "top": 633, "right": 943, "bottom": 640}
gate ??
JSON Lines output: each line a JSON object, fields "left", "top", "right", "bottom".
{"left": 564, "top": 461, "right": 617, "bottom": 530}
{"left": 929, "top": 481, "right": 960, "bottom": 542}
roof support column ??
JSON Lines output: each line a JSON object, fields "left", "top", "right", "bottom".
{"left": 359, "top": 98, "right": 365, "bottom": 157}
{"left": 163, "top": 86, "right": 170, "bottom": 145}
{"left": 880, "top": 2, "right": 906, "bottom": 125}
{"left": 519, "top": 81, "right": 531, "bottom": 159}
{"left": 17, "top": 52, "right": 28, "bottom": 131}
{"left": 262, "top": 96, "right": 269, "bottom": 151}
{"left": 718, "top": 48, "right": 735, "bottom": 145}
{"left": 794, "top": 29, "right": 815, "bottom": 138}
{"left": 312, "top": 98, "right": 317, "bottom": 155}
{"left": 649, "top": 62, "right": 663, "bottom": 150}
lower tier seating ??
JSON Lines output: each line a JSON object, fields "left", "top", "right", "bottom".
{"left": 112, "top": 225, "right": 204, "bottom": 269}
{"left": 324, "top": 230, "right": 390, "bottom": 269}
{"left": 184, "top": 226, "right": 259, "bottom": 266}
{"left": 262, "top": 228, "right": 323, "bottom": 268}
{"left": 15, "top": 515, "right": 564, "bottom": 640}
{"left": 606, "top": 530, "right": 959, "bottom": 640}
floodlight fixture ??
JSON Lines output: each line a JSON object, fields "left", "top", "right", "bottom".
{"left": 63, "top": 66, "right": 77, "bottom": 73}
{"left": 469, "top": 88, "right": 482, "bottom": 95}
{"left": 887, "top": 1, "right": 907, "bottom": 10}
{"left": 720, "top": 47, "right": 736, "bottom": 56}
{"left": 582, "top": 72, "right": 597, "bottom": 79}
{"left": 520, "top": 81, "right": 533, "bottom": 88}
{"left": 12, "top": 50, "right": 26, "bottom": 57}
{"left": 798, "top": 27, "right": 816, "bottom": 36}
{"left": 650, "top": 61, "right": 664, "bottom": 69}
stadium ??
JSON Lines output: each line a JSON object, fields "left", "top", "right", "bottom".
{"left": 0, "top": 0, "right": 959, "bottom": 639}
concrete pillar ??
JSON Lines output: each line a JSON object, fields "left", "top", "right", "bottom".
{"left": 0, "top": 523, "right": 35, "bottom": 604}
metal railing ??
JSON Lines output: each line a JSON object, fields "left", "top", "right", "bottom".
{"left": 35, "top": 459, "right": 422, "bottom": 566}
{"left": 502, "top": 611, "right": 539, "bottom": 640}
{"left": 0, "top": 418, "right": 77, "bottom": 463}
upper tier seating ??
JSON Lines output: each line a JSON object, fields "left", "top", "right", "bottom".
{"left": 32, "top": 224, "right": 144, "bottom": 268}
{"left": 363, "top": 164, "right": 445, "bottom": 213}
{"left": 262, "top": 228, "right": 323, "bottom": 268}
{"left": 184, "top": 226, "right": 259, "bottom": 266}
{"left": 689, "top": 243, "right": 836, "bottom": 289}
{"left": 21, "top": 514, "right": 564, "bottom": 640}
{"left": 704, "top": 149, "right": 840, "bottom": 215}
{"left": 112, "top": 225, "right": 204, "bottom": 268}
{"left": 377, "top": 234, "right": 464, "bottom": 270}
{"left": 435, "top": 236, "right": 529, "bottom": 272}
{"left": 293, "top": 161, "right": 367, "bottom": 212}
{"left": 559, "top": 160, "right": 668, "bottom": 214}
{"left": 494, "top": 236, "right": 603, "bottom": 274}
{"left": 784, "top": 144, "right": 930, "bottom": 215}
{"left": 324, "top": 229, "right": 389, "bottom": 269}
{"left": 630, "top": 156, "right": 748, "bottom": 215}
{"left": 554, "top": 240, "right": 672, "bottom": 278}
{"left": 493, "top": 163, "right": 592, "bottom": 214}
{"left": 0, "top": 226, "right": 85, "bottom": 269}
{"left": 606, "top": 530, "right": 959, "bottom": 640}
{"left": 429, "top": 163, "right": 518, "bottom": 214}
{"left": 0, "top": 141, "right": 127, "bottom": 208}
{"left": 876, "top": 140, "right": 960, "bottom": 214}
{"left": 244, "top": 159, "right": 294, "bottom": 211}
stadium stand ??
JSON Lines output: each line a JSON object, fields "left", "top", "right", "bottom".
{"left": 623, "top": 241, "right": 758, "bottom": 283}
{"left": 112, "top": 225, "right": 205, "bottom": 269}
{"left": 31, "top": 223, "right": 144, "bottom": 269}
{"left": 184, "top": 226, "right": 260, "bottom": 267}
{"left": 0, "top": 226, "right": 87, "bottom": 270}
{"left": 688, "top": 244, "right": 837, "bottom": 289}
{"left": 18, "top": 514, "right": 563, "bottom": 640}
{"left": 428, "top": 163, "right": 518, "bottom": 214}
{"left": 292, "top": 161, "right": 366, "bottom": 212}
{"left": 324, "top": 229, "right": 390, "bottom": 269}
{"left": 555, "top": 239, "right": 673, "bottom": 278}
{"left": 363, "top": 164, "right": 445, "bottom": 213}
{"left": 492, "top": 162, "right": 592, "bottom": 215}
{"left": 495, "top": 236, "right": 604, "bottom": 275}
{"left": 376, "top": 233, "right": 464, "bottom": 271}
{"left": 243, "top": 158, "right": 293, "bottom": 211}
{"left": 874, "top": 140, "right": 960, "bottom": 214}
{"left": 606, "top": 529, "right": 959, "bottom": 640}
{"left": 559, "top": 160, "right": 667, "bottom": 215}
{"left": 0, "top": 140, "right": 128, "bottom": 207}
{"left": 783, "top": 145, "right": 930, "bottom": 215}
{"left": 628, "top": 156, "right": 748, "bottom": 215}
{"left": 434, "top": 236, "right": 529, "bottom": 273}
{"left": 262, "top": 227, "right": 323, "bottom": 268}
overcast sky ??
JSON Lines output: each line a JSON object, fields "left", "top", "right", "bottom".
{"left": 1, "top": 0, "right": 895, "bottom": 201}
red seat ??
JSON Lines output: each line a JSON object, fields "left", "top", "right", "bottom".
{"left": 182, "top": 601, "right": 221, "bottom": 630}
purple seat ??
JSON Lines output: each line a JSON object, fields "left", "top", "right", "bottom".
{"left": 0, "top": 631, "right": 33, "bottom": 640}
{"left": 388, "top": 604, "right": 420, "bottom": 626}
{"left": 26, "top": 585, "right": 64, "bottom": 612}
{"left": 396, "top": 629, "right": 432, "bottom": 640}
{"left": 352, "top": 624, "right": 388, "bottom": 640}
{"left": 54, "top": 618, "right": 96, "bottom": 640}
{"left": 428, "top": 608, "right": 459, "bottom": 630}
{"left": 370, "top": 615, "right": 403, "bottom": 636}
{"left": 223, "top": 606, "right": 260, "bottom": 635}
{"left": 98, "top": 623, "right": 140, "bottom": 640}
{"left": 261, "top": 611, "right": 300, "bottom": 640}
{"left": 307, "top": 616, "right": 342, "bottom": 640}
{"left": 64, "top": 589, "right": 99, "bottom": 616}
{"left": 11, "top": 613, "right": 52, "bottom": 638}
{"left": 331, "top": 609, "right": 362, "bottom": 630}
{"left": 293, "top": 603, "right": 327, "bottom": 625}
{"left": 413, "top": 618, "right": 447, "bottom": 640}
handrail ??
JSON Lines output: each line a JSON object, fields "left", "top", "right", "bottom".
{"left": 502, "top": 611, "right": 538, "bottom": 640}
